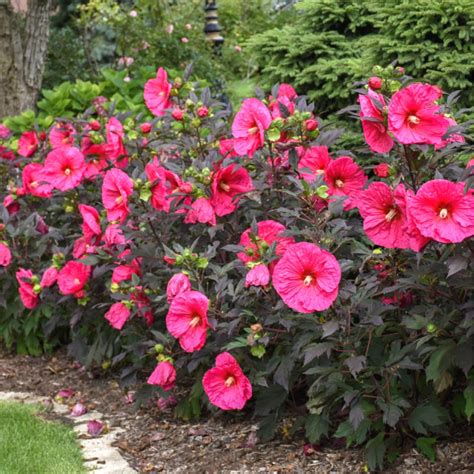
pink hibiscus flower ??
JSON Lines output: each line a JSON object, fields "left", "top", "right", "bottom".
{"left": 358, "top": 90, "right": 394, "bottom": 153}
{"left": 22, "top": 164, "right": 53, "bottom": 198}
{"left": 357, "top": 182, "right": 410, "bottom": 249}
{"left": 408, "top": 179, "right": 474, "bottom": 243}
{"left": 232, "top": 98, "right": 272, "bottom": 157}
{"left": 144, "top": 67, "right": 172, "bottom": 116}
{"left": 0, "top": 242, "right": 12, "bottom": 267}
{"left": 105, "top": 117, "right": 128, "bottom": 168}
{"left": 184, "top": 197, "right": 217, "bottom": 226}
{"left": 272, "top": 242, "right": 341, "bottom": 313}
{"left": 43, "top": 147, "right": 85, "bottom": 191}
{"left": 105, "top": 302, "right": 131, "bottom": 330}
{"left": 16, "top": 268, "right": 39, "bottom": 309}
{"left": 103, "top": 224, "right": 127, "bottom": 247}
{"left": 57, "top": 261, "right": 91, "bottom": 297}
{"left": 202, "top": 352, "right": 252, "bottom": 410}
{"left": 237, "top": 220, "right": 295, "bottom": 265}
{"left": 102, "top": 168, "right": 134, "bottom": 223}
{"left": 18, "top": 131, "right": 39, "bottom": 157}
{"left": 166, "top": 273, "right": 192, "bottom": 303}
{"left": 245, "top": 264, "right": 270, "bottom": 288}
{"left": 49, "top": 122, "right": 76, "bottom": 149}
{"left": 147, "top": 361, "right": 176, "bottom": 391}
{"left": 388, "top": 83, "right": 450, "bottom": 145}
{"left": 78, "top": 204, "right": 102, "bottom": 242}
{"left": 111, "top": 259, "right": 141, "bottom": 284}
{"left": 165, "top": 290, "right": 210, "bottom": 353}
{"left": 325, "top": 156, "right": 367, "bottom": 210}
{"left": 210, "top": 164, "right": 254, "bottom": 217}
{"left": 434, "top": 117, "right": 465, "bottom": 150}
{"left": 297, "top": 146, "right": 332, "bottom": 182}
{"left": 40, "top": 267, "right": 58, "bottom": 288}
{"left": 219, "top": 138, "right": 238, "bottom": 158}
{"left": 269, "top": 83, "right": 297, "bottom": 119}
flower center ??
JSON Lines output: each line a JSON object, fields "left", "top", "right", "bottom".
{"left": 335, "top": 179, "right": 344, "bottom": 188}
{"left": 115, "top": 196, "right": 123, "bottom": 204}
{"left": 303, "top": 274, "right": 313, "bottom": 286}
{"left": 31, "top": 181, "right": 38, "bottom": 188}
{"left": 407, "top": 115, "right": 420, "bottom": 125}
{"left": 248, "top": 126, "right": 258, "bottom": 135}
{"left": 316, "top": 169, "right": 325, "bottom": 175}
{"left": 439, "top": 208, "right": 449, "bottom": 219}
{"left": 189, "top": 315, "right": 201, "bottom": 328}
{"left": 385, "top": 208, "right": 398, "bottom": 222}
{"left": 219, "top": 182, "right": 230, "bottom": 192}
{"left": 224, "top": 376, "right": 236, "bottom": 387}
{"left": 73, "top": 278, "right": 81, "bottom": 285}
{"left": 64, "top": 168, "right": 71, "bottom": 176}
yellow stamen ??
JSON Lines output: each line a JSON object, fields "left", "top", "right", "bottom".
{"left": 248, "top": 126, "right": 258, "bottom": 135}
{"left": 31, "top": 181, "right": 38, "bottom": 188}
{"left": 303, "top": 275, "right": 313, "bottom": 286}
{"left": 224, "top": 376, "right": 235, "bottom": 387}
{"left": 439, "top": 208, "right": 448, "bottom": 219}
{"left": 189, "top": 316, "right": 201, "bottom": 328}
{"left": 115, "top": 196, "right": 123, "bottom": 204}
{"left": 408, "top": 115, "right": 420, "bottom": 125}
{"left": 385, "top": 208, "right": 398, "bottom": 222}
{"left": 73, "top": 278, "right": 80, "bottom": 285}
{"left": 64, "top": 168, "right": 71, "bottom": 176}
{"left": 220, "top": 182, "right": 230, "bottom": 192}
{"left": 335, "top": 179, "right": 344, "bottom": 188}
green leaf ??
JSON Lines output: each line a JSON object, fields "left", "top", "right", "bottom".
{"left": 408, "top": 403, "right": 448, "bottom": 435}
{"left": 426, "top": 343, "right": 455, "bottom": 382}
{"left": 416, "top": 437, "right": 437, "bottom": 462}
{"left": 258, "top": 412, "right": 279, "bottom": 442}
{"left": 366, "top": 433, "right": 386, "bottom": 471}
{"left": 305, "top": 413, "right": 329, "bottom": 443}
{"left": 464, "top": 381, "right": 474, "bottom": 421}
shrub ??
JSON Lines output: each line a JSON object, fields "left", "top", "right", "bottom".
{"left": 0, "top": 64, "right": 473, "bottom": 469}
{"left": 247, "top": 0, "right": 474, "bottom": 114}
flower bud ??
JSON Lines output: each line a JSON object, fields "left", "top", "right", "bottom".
{"left": 89, "top": 120, "right": 101, "bottom": 131}
{"left": 154, "top": 343, "right": 164, "bottom": 353}
{"left": 172, "top": 109, "right": 184, "bottom": 121}
{"left": 197, "top": 106, "right": 209, "bottom": 118}
{"left": 368, "top": 76, "right": 383, "bottom": 90}
{"left": 140, "top": 122, "right": 152, "bottom": 134}
{"left": 304, "top": 118, "right": 318, "bottom": 131}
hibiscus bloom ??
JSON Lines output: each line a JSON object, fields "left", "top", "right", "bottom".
{"left": 43, "top": 147, "right": 85, "bottom": 191}
{"left": 202, "top": 352, "right": 252, "bottom": 410}
{"left": 40, "top": 267, "right": 58, "bottom": 288}
{"left": 269, "top": 83, "right": 297, "bottom": 119}
{"left": 219, "top": 138, "right": 238, "bottom": 158}
{"left": 374, "top": 163, "right": 390, "bottom": 178}
{"left": 147, "top": 361, "right": 176, "bottom": 391}
{"left": 0, "top": 242, "right": 12, "bottom": 267}
{"left": 112, "top": 259, "right": 141, "bottom": 284}
{"left": 357, "top": 182, "right": 410, "bottom": 249}
{"left": 166, "top": 273, "right": 192, "bottom": 303}
{"left": 78, "top": 204, "right": 102, "bottom": 242}
{"left": 16, "top": 268, "right": 39, "bottom": 309}
{"left": 245, "top": 264, "right": 270, "bottom": 288}
{"left": 358, "top": 91, "right": 394, "bottom": 153}
{"left": 49, "top": 122, "right": 76, "bottom": 149}
{"left": 144, "top": 67, "right": 172, "bottom": 116}
{"left": 103, "top": 224, "right": 127, "bottom": 247}
{"left": 18, "top": 131, "right": 39, "bottom": 157}
{"left": 408, "top": 179, "right": 474, "bottom": 243}
{"left": 297, "top": 146, "right": 332, "bottom": 182}
{"left": 237, "top": 220, "right": 295, "bottom": 265}
{"left": 184, "top": 197, "right": 216, "bottom": 226}
{"left": 210, "top": 164, "right": 254, "bottom": 217}
{"left": 272, "top": 242, "right": 341, "bottom": 313}
{"left": 102, "top": 168, "right": 134, "bottom": 223}
{"left": 22, "top": 164, "right": 53, "bottom": 198}
{"left": 105, "top": 302, "right": 131, "bottom": 330}
{"left": 434, "top": 117, "right": 465, "bottom": 150}
{"left": 388, "top": 83, "right": 450, "bottom": 145}
{"left": 232, "top": 98, "right": 272, "bottom": 157}
{"left": 325, "top": 156, "right": 367, "bottom": 210}
{"left": 105, "top": 117, "right": 128, "bottom": 168}
{"left": 166, "top": 290, "right": 210, "bottom": 352}
{"left": 57, "top": 261, "right": 91, "bottom": 297}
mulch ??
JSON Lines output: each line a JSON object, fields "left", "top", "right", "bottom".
{"left": 0, "top": 345, "right": 473, "bottom": 473}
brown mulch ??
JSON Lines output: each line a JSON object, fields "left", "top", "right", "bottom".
{"left": 0, "top": 345, "right": 473, "bottom": 473}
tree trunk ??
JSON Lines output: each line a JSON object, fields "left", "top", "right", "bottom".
{"left": 0, "top": 0, "right": 52, "bottom": 119}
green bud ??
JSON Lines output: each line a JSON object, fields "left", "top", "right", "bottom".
{"left": 33, "top": 284, "right": 42, "bottom": 294}
{"left": 175, "top": 255, "right": 184, "bottom": 265}
{"left": 373, "top": 248, "right": 383, "bottom": 255}
{"left": 154, "top": 344, "right": 164, "bottom": 353}
{"left": 196, "top": 257, "right": 209, "bottom": 269}
{"left": 102, "top": 360, "right": 111, "bottom": 370}
{"left": 426, "top": 323, "right": 437, "bottom": 334}
{"left": 201, "top": 167, "right": 211, "bottom": 177}
{"left": 191, "top": 118, "right": 201, "bottom": 127}
{"left": 372, "top": 65, "right": 383, "bottom": 75}
{"left": 182, "top": 248, "right": 192, "bottom": 259}
{"left": 250, "top": 344, "right": 266, "bottom": 359}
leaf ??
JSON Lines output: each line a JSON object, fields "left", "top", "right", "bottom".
{"left": 344, "top": 355, "right": 366, "bottom": 377}
{"left": 379, "top": 401, "right": 403, "bottom": 428}
{"left": 426, "top": 343, "right": 455, "bottom": 382}
{"left": 408, "top": 404, "right": 448, "bottom": 435}
{"left": 349, "top": 403, "right": 365, "bottom": 430}
{"left": 416, "top": 437, "right": 437, "bottom": 462}
{"left": 258, "top": 412, "right": 279, "bottom": 442}
{"left": 446, "top": 256, "right": 468, "bottom": 277}
{"left": 464, "top": 380, "right": 474, "bottom": 421}
{"left": 274, "top": 356, "right": 295, "bottom": 391}
{"left": 321, "top": 320, "right": 339, "bottom": 338}
{"left": 303, "top": 342, "right": 334, "bottom": 364}
{"left": 305, "top": 413, "right": 329, "bottom": 443}
{"left": 366, "top": 433, "right": 386, "bottom": 471}
{"left": 254, "top": 385, "right": 287, "bottom": 416}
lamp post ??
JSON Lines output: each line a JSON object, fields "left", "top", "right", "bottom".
{"left": 204, "top": 0, "right": 224, "bottom": 53}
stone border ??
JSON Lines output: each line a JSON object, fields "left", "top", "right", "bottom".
{"left": 0, "top": 391, "right": 136, "bottom": 473}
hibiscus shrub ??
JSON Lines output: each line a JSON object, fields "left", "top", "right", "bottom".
{"left": 0, "top": 64, "right": 473, "bottom": 469}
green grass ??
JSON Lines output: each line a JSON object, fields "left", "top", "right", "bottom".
{"left": 0, "top": 401, "right": 85, "bottom": 474}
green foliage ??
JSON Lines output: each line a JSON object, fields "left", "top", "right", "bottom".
{"left": 248, "top": 0, "right": 474, "bottom": 113}
{"left": 0, "top": 402, "right": 85, "bottom": 473}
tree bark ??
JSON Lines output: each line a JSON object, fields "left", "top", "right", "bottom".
{"left": 0, "top": 0, "right": 52, "bottom": 118}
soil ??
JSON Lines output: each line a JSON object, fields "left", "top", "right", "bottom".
{"left": 1, "top": 345, "right": 473, "bottom": 473}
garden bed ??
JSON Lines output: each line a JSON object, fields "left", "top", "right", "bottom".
{"left": 1, "top": 345, "right": 472, "bottom": 473}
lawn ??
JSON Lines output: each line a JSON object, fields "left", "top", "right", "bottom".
{"left": 0, "top": 401, "right": 84, "bottom": 474}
